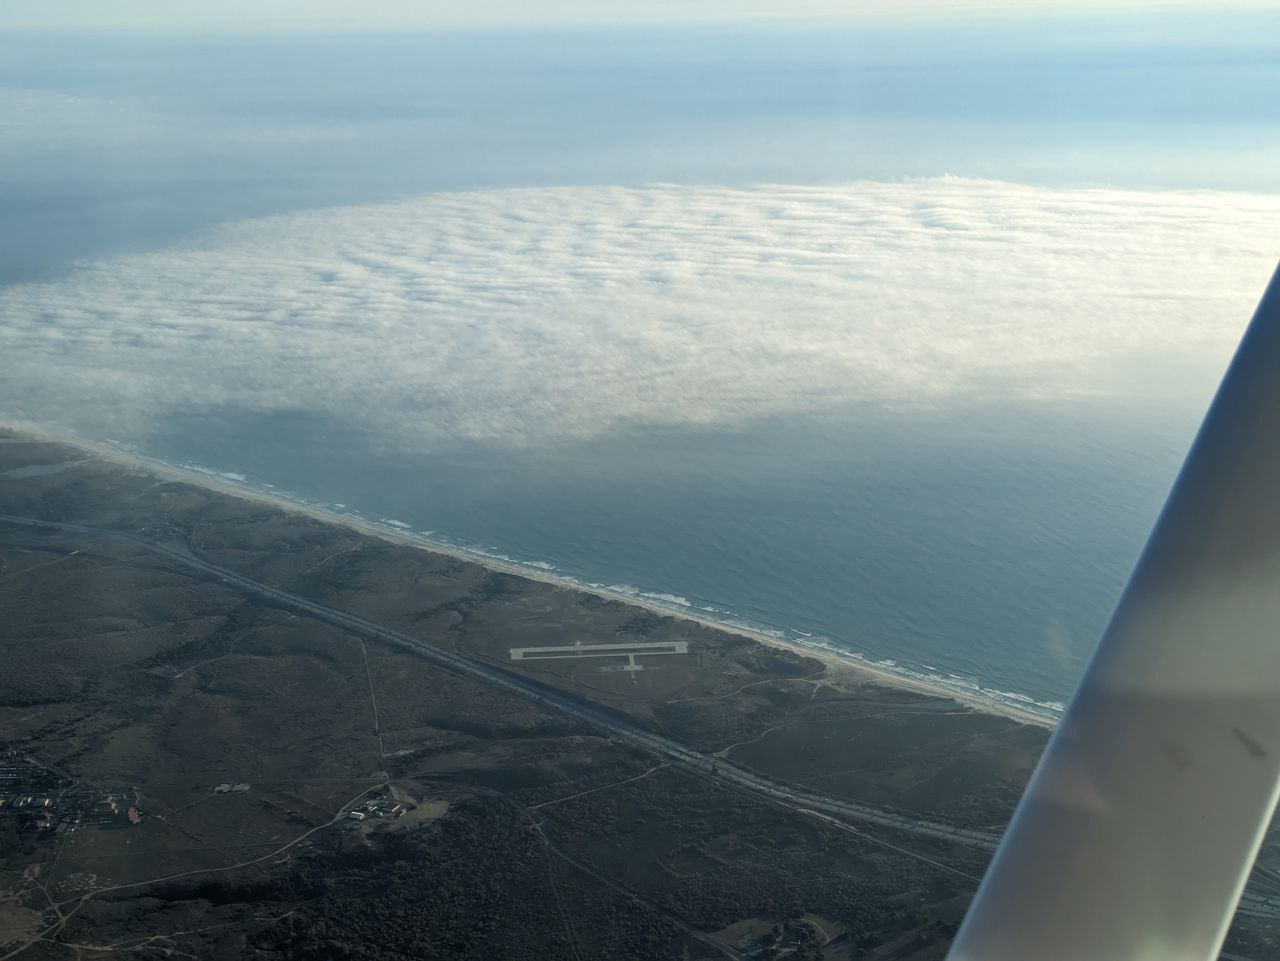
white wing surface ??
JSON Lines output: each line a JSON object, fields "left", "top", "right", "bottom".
{"left": 948, "top": 261, "right": 1280, "bottom": 961}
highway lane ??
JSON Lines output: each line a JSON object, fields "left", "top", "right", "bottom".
{"left": 6, "top": 512, "right": 1280, "bottom": 921}
{"left": 0, "top": 512, "right": 997, "bottom": 851}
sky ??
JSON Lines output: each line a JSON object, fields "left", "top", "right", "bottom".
{"left": 2, "top": 9, "right": 1278, "bottom": 285}
{"left": 8, "top": 0, "right": 1275, "bottom": 29}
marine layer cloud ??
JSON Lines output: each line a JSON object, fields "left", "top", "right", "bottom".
{"left": 2, "top": 178, "right": 1277, "bottom": 447}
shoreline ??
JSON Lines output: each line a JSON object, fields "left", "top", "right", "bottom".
{"left": 1, "top": 421, "right": 1058, "bottom": 730}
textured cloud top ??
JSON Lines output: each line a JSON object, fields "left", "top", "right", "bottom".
{"left": 3, "top": 179, "right": 1277, "bottom": 445}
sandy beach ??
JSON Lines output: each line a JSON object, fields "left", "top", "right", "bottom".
{"left": 2, "top": 420, "right": 1057, "bottom": 730}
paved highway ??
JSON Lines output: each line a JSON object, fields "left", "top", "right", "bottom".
{"left": 5, "top": 512, "right": 1280, "bottom": 921}
{"left": 0, "top": 512, "right": 998, "bottom": 850}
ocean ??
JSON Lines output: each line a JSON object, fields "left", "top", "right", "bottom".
{"left": 106, "top": 396, "right": 1198, "bottom": 715}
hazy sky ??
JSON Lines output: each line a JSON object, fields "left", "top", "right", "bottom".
{"left": 3, "top": 8, "right": 1278, "bottom": 286}
{"left": 6, "top": 0, "right": 1273, "bottom": 29}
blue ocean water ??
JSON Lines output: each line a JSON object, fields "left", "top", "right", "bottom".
{"left": 131, "top": 398, "right": 1196, "bottom": 711}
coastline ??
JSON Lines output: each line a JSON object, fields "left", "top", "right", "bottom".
{"left": 1, "top": 421, "right": 1058, "bottom": 730}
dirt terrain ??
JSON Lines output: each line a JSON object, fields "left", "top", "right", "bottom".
{"left": 1, "top": 430, "right": 1276, "bottom": 960}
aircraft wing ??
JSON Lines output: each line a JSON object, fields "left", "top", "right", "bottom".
{"left": 947, "top": 261, "right": 1280, "bottom": 961}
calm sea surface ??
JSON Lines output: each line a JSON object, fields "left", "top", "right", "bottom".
{"left": 129, "top": 399, "right": 1195, "bottom": 712}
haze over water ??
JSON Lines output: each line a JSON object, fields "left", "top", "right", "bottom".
{"left": 3, "top": 11, "right": 1278, "bottom": 708}
{"left": 134, "top": 400, "right": 1193, "bottom": 710}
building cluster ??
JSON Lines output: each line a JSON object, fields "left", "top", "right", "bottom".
{"left": 346, "top": 794, "right": 406, "bottom": 822}
{"left": 1, "top": 753, "right": 68, "bottom": 836}
{"left": 1, "top": 750, "right": 141, "bottom": 839}
{"left": 91, "top": 794, "right": 144, "bottom": 825}
{"left": 1, "top": 792, "right": 58, "bottom": 831}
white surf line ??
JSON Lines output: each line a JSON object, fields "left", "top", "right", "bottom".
{"left": 0, "top": 424, "right": 1061, "bottom": 726}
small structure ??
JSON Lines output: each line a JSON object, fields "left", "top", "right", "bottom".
{"left": 347, "top": 810, "right": 366, "bottom": 821}
{"left": 509, "top": 640, "right": 688, "bottom": 673}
